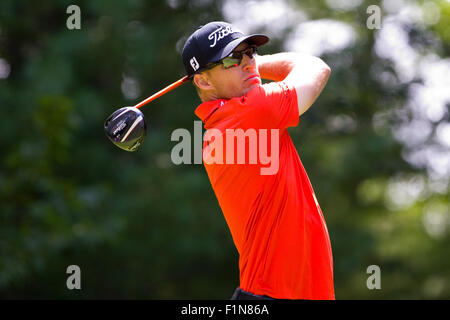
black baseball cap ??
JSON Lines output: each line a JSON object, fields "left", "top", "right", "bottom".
{"left": 182, "top": 21, "right": 269, "bottom": 78}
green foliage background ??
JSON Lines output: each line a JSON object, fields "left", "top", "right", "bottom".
{"left": 0, "top": 0, "right": 449, "bottom": 299}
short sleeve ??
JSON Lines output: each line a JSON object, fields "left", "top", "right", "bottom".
{"left": 232, "top": 81, "right": 299, "bottom": 130}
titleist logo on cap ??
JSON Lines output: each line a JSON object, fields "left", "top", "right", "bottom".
{"left": 208, "top": 25, "right": 237, "bottom": 48}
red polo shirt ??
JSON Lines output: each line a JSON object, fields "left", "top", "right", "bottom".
{"left": 195, "top": 81, "right": 334, "bottom": 300}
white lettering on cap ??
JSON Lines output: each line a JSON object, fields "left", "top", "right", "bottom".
{"left": 190, "top": 57, "right": 200, "bottom": 71}
{"left": 208, "top": 26, "right": 236, "bottom": 48}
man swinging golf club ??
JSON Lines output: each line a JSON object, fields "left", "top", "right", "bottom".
{"left": 181, "top": 21, "right": 334, "bottom": 300}
{"left": 105, "top": 20, "right": 334, "bottom": 300}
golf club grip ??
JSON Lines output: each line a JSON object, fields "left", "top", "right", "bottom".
{"left": 134, "top": 76, "right": 189, "bottom": 109}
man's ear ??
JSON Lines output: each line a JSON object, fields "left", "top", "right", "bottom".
{"left": 193, "top": 73, "right": 214, "bottom": 91}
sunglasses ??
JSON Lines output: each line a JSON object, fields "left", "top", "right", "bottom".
{"left": 202, "top": 46, "right": 258, "bottom": 71}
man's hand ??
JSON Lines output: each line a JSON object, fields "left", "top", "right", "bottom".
{"left": 255, "top": 53, "right": 331, "bottom": 117}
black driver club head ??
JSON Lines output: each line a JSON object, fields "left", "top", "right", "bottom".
{"left": 104, "top": 107, "right": 147, "bottom": 152}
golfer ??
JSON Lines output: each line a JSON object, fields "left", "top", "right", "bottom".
{"left": 182, "top": 21, "right": 334, "bottom": 300}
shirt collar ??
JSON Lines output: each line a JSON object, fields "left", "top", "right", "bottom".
{"left": 194, "top": 99, "right": 227, "bottom": 123}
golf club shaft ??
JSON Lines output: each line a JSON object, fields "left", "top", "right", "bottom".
{"left": 134, "top": 76, "right": 190, "bottom": 109}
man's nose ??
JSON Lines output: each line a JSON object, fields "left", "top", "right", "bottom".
{"left": 241, "top": 54, "right": 256, "bottom": 72}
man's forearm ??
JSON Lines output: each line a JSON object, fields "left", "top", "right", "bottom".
{"left": 256, "top": 52, "right": 330, "bottom": 82}
{"left": 255, "top": 53, "right": 297, "bottom": 81}
{"left": 256, "top": 52, "right": 331, "bottom": 116}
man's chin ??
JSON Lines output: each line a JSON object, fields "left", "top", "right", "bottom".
{"left": 221, "top": 82, "right": 262, "bottom": 99}
{"left": 244, "top": 82, "right": 262, "bottom": 95}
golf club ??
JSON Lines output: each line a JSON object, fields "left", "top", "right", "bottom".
{"left": 104, "top": 75, "right": 189, "bottom": 151}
